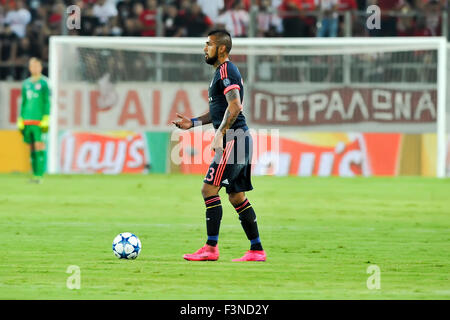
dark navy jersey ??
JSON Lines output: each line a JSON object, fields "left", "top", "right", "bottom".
{"left": 208, "top": 61, "right": 248, "bottom": 130}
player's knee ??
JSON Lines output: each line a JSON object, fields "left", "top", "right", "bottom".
{"left": 34, "top": 142, "right": 45, "bottom": 151}
{"left": 201, "top": 183, "right": 218, "bottom": 199}
{"left": 228, "top": 192, "right": 245, "bottom": 206}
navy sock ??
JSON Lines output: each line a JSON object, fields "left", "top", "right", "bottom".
{"left": 204, "top": 195, "right": 222, "bottom": 247}
{"left": 234, "top": 199, "right": 263, "bottom": 251}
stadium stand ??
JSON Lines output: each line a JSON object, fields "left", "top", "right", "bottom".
{"left": 0, "top": 0, "right": 448, "bottom": 80}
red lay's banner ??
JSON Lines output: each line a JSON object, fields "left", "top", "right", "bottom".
{"left": 59, "top": 131, "right": 149, "bottom": 174}
{"left": 175, "top": 131, "right": 402, "bottom": 177}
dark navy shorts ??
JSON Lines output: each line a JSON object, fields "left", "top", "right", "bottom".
{"left": 203, "top": 129, "right": 253, "bottom": 194}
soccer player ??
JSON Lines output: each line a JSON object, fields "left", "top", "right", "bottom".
{"left": 16, "top": 57, "right": 50, "bottom": 183}
{"left": 172, "top": 30, "right": 266, "bottom": 262}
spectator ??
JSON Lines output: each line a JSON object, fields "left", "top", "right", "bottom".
{"left": 116, "top": 0, "right": 133, "bottom": 31}
{"left": 93, "top": 0, "right": 118, "bottom": 25}
{"left": 217, "top": 0, "right": 249, "bottom": 37}
{"left": 301, "top": 0, "right": 316, "bottom": 10}
{"left": 197, "top": 0, "right": 224, "bottom": 24}
{"left": 27, "top": 0, "right": 41, "bottom": 18}
{"left": 4, "top": 0, "right": 31, "bottom": 38}
{"left": 422, "top": 0, "right": 442, "bottom": 36}
{"left": 166, "top": 0, "right": 191, "bottom": 36}
{"left": 278, "top": 0, "right": 309, "bottom": 37}
{"left": 338, "top": 0, "right": 358, "bottom": 10}
{"left": 368, "top": 0, "right": 405, "bottom": 37}
{"left": 48, "top": 2, "right": 64, "bottom": 35}
{"left": 162, "top": 4, "right": 184, "bottom": 36}
{"left": 120, "top": 1, "right": 145, "bottom": 36}
{"left": 179, "top": 0, "right": 192, "bottom": 11}
{"left": 32, "top": 3, "right": 49, "bottom": 30}
{"left": 396, "top": 3, "right": 416, "bottom": 36}
{"left": 356, "top": 0, "right": 367, "bottom": 10}
{"left": 413, "top": 0, "right": 442, "bottom": 36}
{"left": 14, "top": 36, "right": 32, "bottom": 79}
{"left": 257, "top": 0, "right": 283, "bottom": 37}
{"left": 337, "top": 0, "right": 358, "bottom": 36}
{"left": 316, "top": 0, "right": 339, "bottom": 37}
{"left": 413, "top": 0, "right": 446, "bottom": 9}
{"left": 24, "top": 20, "right": 43, "bottom": 59}
{"left": 0, "top": 23, "right": 18, "bottom": 79}
{"left": 0, "top": 3, "right": 5, "bottom": 26}
{"left": 224, "top": 0, "right": 251, "bottom": 11}
{"left": 79, "top": 2, "right": 101, "bottom": 36}
{"left": 139, "top": 0, "right": 158, "bottom": 36}
{"left": 271, "top": 0, "right": 284, "bottom": 9}
{"left": 117, "top": 0, "right": 147, "bottom": 36}
{"left": 183, "top": 2, "right": 213, "bottom": 37}
{"left": 0, "top": 0, "right": 447, "bottom": 82}
{"left": 300, "top": 0, "right": 317, "bottom": 36}
{"left": 109, "top": 14, "right": 124, "bottom": 36}
{"left": 98, "top": 24, "right": 113, "bottom": 36}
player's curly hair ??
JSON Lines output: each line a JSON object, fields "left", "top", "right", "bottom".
{"left": 208, "top": 29, "right": 232, "bottom": 54}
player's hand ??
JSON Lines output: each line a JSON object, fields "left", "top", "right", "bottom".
{"left": 172, "top": 113, "right": 193, "bottom": 130}
{"left": 40, "top": 115, "right": 49, "bottom": 133}
{"left": 211, "top": 131, "right": 224, "bottom": 152}
{"left": 16, "top": 117, "right": 24, "bottom": 131}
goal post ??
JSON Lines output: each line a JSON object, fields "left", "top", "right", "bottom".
{"left": 48, "top": 36, "right": 58, "bottom": 177}
{"left": 48, "top": 36, "right": 448, "bottom": 177}
{"left": 437, "top": 39, "right": 448, "bottom": 178}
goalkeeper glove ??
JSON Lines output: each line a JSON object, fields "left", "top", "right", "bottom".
{"left": 40, "top": 115, "right": 49, "bottom": 133}
{"left": 17, "top": 117, "right": 24, "bottom": 131}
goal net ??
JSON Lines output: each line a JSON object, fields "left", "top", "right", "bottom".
{"left": 48, "top": 37, "right": 448, "bottom": 177}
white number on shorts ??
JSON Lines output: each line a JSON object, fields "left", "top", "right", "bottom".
{"left": 206, "top": 167, "right": 215, "bottom": 182}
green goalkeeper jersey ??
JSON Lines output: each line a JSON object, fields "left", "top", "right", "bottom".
{"left": 20, "top": 76, "right": 51, "bottom": 121}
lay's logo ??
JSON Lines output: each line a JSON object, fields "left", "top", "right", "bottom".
{"left": 59, "top": 131, "right": 149, "bottom": 174}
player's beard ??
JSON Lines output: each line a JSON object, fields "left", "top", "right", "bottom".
{"left": 205, "top": 48, "right": 219, "bottom": 65}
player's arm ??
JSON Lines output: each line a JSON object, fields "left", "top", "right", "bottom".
{"left": 43, "top": 82, "right": 51, "bottom": 116}
{"left": 40, "top": 82, "right": 50, "bottom": 132}
{"left": 217, "top": 88, "right": 241, "bottom": 136}
{"left": 172, "top": 111, "right": 211, "bottom": 130}
{"left": 211, "top": 88, "right": 242, "bottom": 151}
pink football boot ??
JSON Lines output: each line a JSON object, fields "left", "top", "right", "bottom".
{"left": 232, "top": 250, "right": 266, "bottom": 262}
{"left": 183, "top": 244, "right": 219, "bottom": 261}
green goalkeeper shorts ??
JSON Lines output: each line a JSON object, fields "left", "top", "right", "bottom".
{"left": 22, "top": 125, "right": 43, "bottom": 144}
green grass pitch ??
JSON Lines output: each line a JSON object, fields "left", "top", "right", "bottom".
{"left": 0, "top": 174, "right": 449, "bottom": 300}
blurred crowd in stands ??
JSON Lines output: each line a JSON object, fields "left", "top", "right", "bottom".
{"left": 0, "top": 0, "right": 448, "bottom": 80}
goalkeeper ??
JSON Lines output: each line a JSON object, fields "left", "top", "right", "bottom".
{"left": 17, "top": 57, "right": 50, "bottom": 183}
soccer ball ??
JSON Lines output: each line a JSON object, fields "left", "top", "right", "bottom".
{"left": 112, "top": 232, "right": 142, "bottom": 259}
